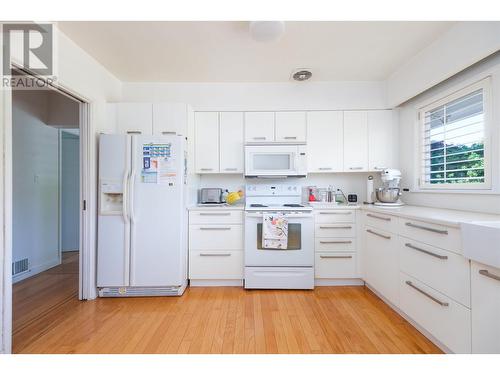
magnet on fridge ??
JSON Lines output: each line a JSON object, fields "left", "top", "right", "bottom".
{"left": 144, "top": 157, "right": 150, "bottom": 169}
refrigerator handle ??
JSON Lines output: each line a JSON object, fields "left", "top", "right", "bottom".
{"left": 129, "top": 168, "right": 137, "bottom": 223}
{"left": 122, "top": 170, "right": 129, "bottom": 223}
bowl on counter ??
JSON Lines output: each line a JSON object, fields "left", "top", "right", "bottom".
{"left": 375, "top": 187, "right": 401, "bottom": 203}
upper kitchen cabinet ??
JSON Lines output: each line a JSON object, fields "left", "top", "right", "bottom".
{"left": 112, "top": 103, "right": 153, "bottom": 135}
{"left": 307, "top": 111, "right": 343, "bottom": 173}
{"left": 343, "top": 111, "right": 368, "bottom": 172}
{"left": 368, "top": 110, "right": 398, "bottom": 171}
{"left": 152, "top": 103, "right": 188, "bottom": 136}
{"left": 219, "top": 112, "right": 244, "bottom": 173}
{"left": 275, "top": 112, "right": 307, "bottom": 142}
{"left": 194, "top": 112, "right": 219, "bottom": 174}
{"left": 244, "top": 112, "right": 275, "bottom": 142}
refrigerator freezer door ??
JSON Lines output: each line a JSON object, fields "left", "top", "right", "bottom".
{"left": 97, "top": 134, "right": 131, "bottom": 287}
{"left": 130, "top": 135, "right": 186, "bottom": 286}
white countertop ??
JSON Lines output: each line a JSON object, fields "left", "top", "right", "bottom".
{"left": 188, "top": 204, "right": 245, "bottom": 211}
{"left": 360, "top": 204, "right": 500, "bottom": 228}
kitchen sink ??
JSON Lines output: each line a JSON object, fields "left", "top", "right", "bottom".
{"left": 461, "top": 221, "right": 500, "bottom": 269}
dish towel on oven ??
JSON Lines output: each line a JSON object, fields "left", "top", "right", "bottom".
{"left": 262, "top": 213, "right": 288, "bottom": 250}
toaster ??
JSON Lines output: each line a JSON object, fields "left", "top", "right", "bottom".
{"left": 200, "top": 188, "right": 223, "bottom": 204}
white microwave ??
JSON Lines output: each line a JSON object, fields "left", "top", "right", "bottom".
{"left": 244, "top": 143, "right": 307, "bottom": 177}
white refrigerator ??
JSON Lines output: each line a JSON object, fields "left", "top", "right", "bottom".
{"left": 97, "top": 134, "right": 188, "bottom": 297}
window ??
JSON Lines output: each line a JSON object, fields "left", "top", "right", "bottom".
{"left": 418, "top": 78, "right": 490, "bottom": 190}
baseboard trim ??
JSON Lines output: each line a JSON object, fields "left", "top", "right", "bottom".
{"left": 189, "top": 279, "right": 243, "bottom": 287}
{"left": 13, "top": 257, "right": 60, "bottom": 284}
{"left": 365, "top": 283, "right": 452, "bottom": 354}
{"left": 315, "top": 278, "right": 365, "bottom": 286}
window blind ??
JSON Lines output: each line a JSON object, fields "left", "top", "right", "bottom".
{"left": 421, "top": 87, "right": 485, "bottom": 186}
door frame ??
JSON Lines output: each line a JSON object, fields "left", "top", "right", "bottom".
{"left": 1, "top": 64, "right": 93, "bottom": 353}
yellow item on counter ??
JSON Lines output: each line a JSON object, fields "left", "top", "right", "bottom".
{"left": 226, "top": 190, "right": 243, "bottom": 205}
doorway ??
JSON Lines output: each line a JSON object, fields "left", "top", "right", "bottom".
{"left": 10, "top": 73, "right": 82, "bottom": 352}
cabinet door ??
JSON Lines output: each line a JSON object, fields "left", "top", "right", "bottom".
{"left": 364, "top": 225, "right": 399, "bottom": 307}
{"left": 343, "top": 111, "right": 368, "bottom": 172}
{"left": 195, "top": 112, "right": 219, "bottom": 173}
{"left": 275, "top": 112, "right": 306, "bottom": 142}
{"left": 116, "top": 103, "right": 153, "bottom": 135}
{"left": 471, "top": 262, "right": 500, "bottom": 353}
{"left": 368, "top": 110, "right": 397, "bottom": 171}
{"left": 307, "top": 111, "right": 343, "bottom": 172}
{"left": 244, "top": 112, "right": 275, "bottom": 142}
{"left": 153, "top": 103, "right": 187, "bottom": 136}
{"left": 219, "top": 112, "right": 244, "bottom": 173}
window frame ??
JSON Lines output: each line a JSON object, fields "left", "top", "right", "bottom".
{"left": 416, "top": 77, "right": 492, "bottom": 191}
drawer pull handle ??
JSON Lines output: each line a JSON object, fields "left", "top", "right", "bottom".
{"left": 161, "top": 131, "right": 176, "bottom": 135}
{"left": 479, "top": 269, "right": 500, "bottom": 282}
{"left": 349, "top": 167, "right": 364, "bottom": 170}
{"left": 199, "top": 212, "right": 231, "bottom": 216}
{"left": 200, "top": 168, "right": 213, "bottom": 171}
{"left": 405, "top": 243, "right": 448, "bottom": 260}
{"left": 200, "top": 253, "right": 231, "bottom": 257}
{"left": 320, "top": 226, "right": 352, "bottom": 229}
{"left": 366, "top": 229, "right": 391, "bottom": 240}
{"left": 199, "top": 227, "right": 231, "bottom": 231}
{"left": 405, "top": 222, "right": 448, "bottom": 235}
{"left": 320, "top": 240, "right": 353, "bottom": 244}
{"left": 320, "top": 255, "right": 353, "bottom": 259}
{"left": 253, "top": 137, "right": 266, "bottom": 140}
{"left": 318, "top": 167, "right": 333, "bottom": 170}
{"left": 284, "top": 136, "right": 297, "bottom": 140}
{"left": 126, "top": 130, "right": 142, "bottom": 134}
{"left": 367, "top": 213, "right": 391, "bottom": 221}
{"left": 405, "top": 281, "right": 449, "bottom": 307}
{"left": 319, "top": 212, "right": 352, "bottom": 215}
{"left": 224, "top": 168, "right": 238, "bottom": 171}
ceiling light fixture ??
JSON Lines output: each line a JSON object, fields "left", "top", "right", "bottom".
{"left": 249, "top": 21, "right": 285, "bottom": 42}
{"left": 291, "top": 69, "right": 312, "bottom": 82}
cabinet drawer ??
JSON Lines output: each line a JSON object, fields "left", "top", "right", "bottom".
{"left": 314, "top": 210, "right": 355, "bottom": 224}
{"left": 471, "top": 262, "right": 500, "bottom": 353}
{"left": 364, "top": 211, "right": 398, "bottom": 233}
{"left": 315, "top": 238, "right": 356, "bottom": 252}
{"left": 315, "top": 253, "right": 357, "bottom": 279}
{"left": 399, "top": 273, "right": 471, "bottom": 353}
{"left": 189, "top": 210, "right": 243, "bottom": 224}
{"left": 399, "top": 236, "right": 470, "bottom": 307}
{"left": 398, "top": 218, "right": 461, "bottom": 254}
{"left": 189, "top": 225, "right": 243, "bottom": 250}
{"left": 189, "top": 251, "right": 243, "bottom": 279}
{"left": 315, "top": 224, "right": 355, "bottom": 238}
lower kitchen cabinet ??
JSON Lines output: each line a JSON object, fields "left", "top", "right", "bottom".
{"left": 363, "top": 225, "right": 399, "bottom": 307}
{"left": 188, "top": 209, "right": 244, "bottom": 285}
{"left": 400, "top": 273, "right": 471, "bottom": 353}
{"left": 314, "top": 208, "right": 358, "bottom": 282}
{"left": 471, "top": 261, "right": 500, "bottom": 353}
{"left": 315, "top": 253, "right": 357, "bottom": 279}
{"left": 189, "top": 251, "right": 243, "bottom": 280}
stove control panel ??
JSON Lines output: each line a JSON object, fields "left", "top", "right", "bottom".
{"left": 246, "top": 184, "right": 300, "bottom": 197}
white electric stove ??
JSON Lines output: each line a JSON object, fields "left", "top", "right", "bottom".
{"left": 244, "top": 184, "right": 314, "bottom": 290}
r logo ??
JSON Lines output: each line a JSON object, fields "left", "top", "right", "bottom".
{"left": 2, "top": 23, "right": 53, "bottom": 75}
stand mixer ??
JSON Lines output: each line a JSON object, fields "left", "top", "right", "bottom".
{"left": 374, "top": 169, "right": 404, "bottom": 207}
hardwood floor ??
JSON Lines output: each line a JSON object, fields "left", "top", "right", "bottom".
{"left": 13, "top": 254, "right": 442, "bottom": 354}
{"left": 13, "top": 251, "right": 79, "bottom": 352}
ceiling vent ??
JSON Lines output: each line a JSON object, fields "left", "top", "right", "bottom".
{"left": 291, "top": 69, "right": 312, "bottom": 82}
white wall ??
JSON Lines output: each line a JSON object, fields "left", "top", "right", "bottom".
{"left": 61, "top": 131, "right": 80, "bottom": 251}
{"left": 121, "top": 81, "right": 388, "bottom": 111}
{"left": 12, "top": 91, "right": 60, "bottom": 282}
{"left": 398, "top": 52, "right": 500, "bottom": 214}
{"left": 387, "top": 22, "right": 500, "bottom": 107}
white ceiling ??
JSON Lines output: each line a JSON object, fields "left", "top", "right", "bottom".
{"left": 58, "top": 21, "right": 455, "bottom": 82}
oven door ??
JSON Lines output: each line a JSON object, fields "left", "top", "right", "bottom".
{"left": 244, "top": 145, "right": 305, "bottom": 177}
{"left": 244, "top": 211, "right": 314, "bottom": 267}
